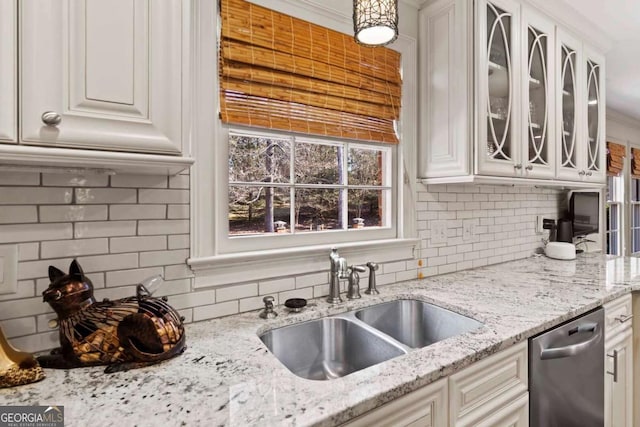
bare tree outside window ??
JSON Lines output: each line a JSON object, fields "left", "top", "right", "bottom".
{"left": 228, "top": 133, "right": 390, "bottom": 236}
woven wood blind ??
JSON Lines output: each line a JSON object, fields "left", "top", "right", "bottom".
{"left": 607, "top": 141, "right": 625, "bottom": 177}
{"left": 631, "top": 147, "right": 640, "bottom": 178}
{"left": 219, "top": 0, "right": 402, "bottom": 144}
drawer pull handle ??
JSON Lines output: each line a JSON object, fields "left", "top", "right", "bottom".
{"left": 607, "top": 350, "right": 618, "bottom": 383}
{"left": 615, "top": 314, "right": 633, "bottom": 323}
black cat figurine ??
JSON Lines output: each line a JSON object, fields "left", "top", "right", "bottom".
{"left": 38, "top": 260, "right": 186, "bottom": 373}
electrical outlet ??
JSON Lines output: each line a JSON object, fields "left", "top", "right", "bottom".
{"left": 431, "top": 220, "right": 448, "bottom": 244}
{"left": 0, "top": 245, "right": 17, "bottom": 295}
{"left": 536, "top": 215, "right": 543, "bottom": 234}
{"left": 463, "top": 219, "right": 474, "bottom": 241}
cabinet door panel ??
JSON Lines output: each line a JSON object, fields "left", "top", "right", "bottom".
{"left": 583, "top": 46, "right": 606, "bottom": 183}
{"left": 0, "top": 0, "right": 17, "bottom": 143}
{"left": 556, "top": 29, "right": 582, "bottom": 181}
{"left": 419, "top": 0, "right": 471, "bottom": 179}
{"left": 341, "top": 378, "right": 447, "bottom": 427}
{"left": 20, "top": 0, "right": 183, "bottom": 154}
{"left": 605, "top": 329, "right": 633, "bottom": 427}
{"left": 477, "top": 0, "right": 521, "bottom": 177}
{"left": 521, "top": 8, "right": 554, "bottom": 178}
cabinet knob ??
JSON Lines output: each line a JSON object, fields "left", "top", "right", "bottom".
{"left": 525, "top": 164, "right": 533, "bottom": 171}
{"left": 514, "top": 164, "right": 523, "bottom": 170}
{"left": 578, "top": 170, "right": 586, "bottom": 176}
{"left": 41, "top": 111, "right": 62, "bottom": 126}
{"left": 586, "top": 171, "right": 593, "bottom": 177}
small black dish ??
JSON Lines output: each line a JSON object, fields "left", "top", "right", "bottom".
{"left": 284, "top": 298, "right": 307, "bottom": 313}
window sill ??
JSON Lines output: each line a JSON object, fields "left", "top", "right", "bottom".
{"left": 188, "top": 238, "right": 419, "bottom": 288}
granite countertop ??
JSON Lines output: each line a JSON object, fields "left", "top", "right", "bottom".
{"left": 1, "top": 253, "right": 639, "bottom": 427}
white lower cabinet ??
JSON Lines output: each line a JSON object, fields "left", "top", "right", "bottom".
{"left": 342, "top": 377, "right": 448, "bottom": 427}
{"left": 449, "top": 342, "right": 528, "bottom": 427}
{"left": 604, "top": 295, "right": 634, "bottom": 427}
{"left": 343, "top": 342, "right": 528, "bottom": 427}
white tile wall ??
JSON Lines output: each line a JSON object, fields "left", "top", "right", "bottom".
{"left": 0, "top": 171, "right": 562, "bottom": 353}
{"left": 0, "top": 170, "right": 192, "bottom": 353}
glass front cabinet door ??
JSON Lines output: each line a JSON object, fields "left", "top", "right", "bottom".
{"left": 583, "top": 47, "right": 605, "bottom": 182}
{"left": 555, "top": 29, "right": 581, "bottom": 180}
{"left": 521, "top": 8, "right": 554, "bottom": 178}
{"left": 477, "top": 0, "right": 521, "bottom": 177}
{"left": 556, "top": 31, "right": 606, "bottom": 183}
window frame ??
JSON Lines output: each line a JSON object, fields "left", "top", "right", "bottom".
{"left": 221, "top": 126, "right": 397, "bottom": 253}
{"left": 187, "top": 0, "right": 418, "bottom": 287}
{"left": 606, "top": 174, "right": 623, "bottom": 255}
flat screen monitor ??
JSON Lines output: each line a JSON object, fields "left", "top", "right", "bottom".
{"left": 569, "top": 191, "right": 599, "bottom": 237}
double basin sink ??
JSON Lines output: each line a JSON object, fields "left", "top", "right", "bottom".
{"left": 259, "top": 299, "right": 482, "bottom": 381}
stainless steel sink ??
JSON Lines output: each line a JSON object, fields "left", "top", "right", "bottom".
{"left": 259, "top": 299, "right": 482, "bottom": 380}
{"left": 259, "top": 317, "right": 406, "bottom": 380}
{"left": 354, "top": 299, "right": 482, "bottom": 348}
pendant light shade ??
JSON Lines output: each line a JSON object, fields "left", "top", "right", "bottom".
{"left": 353, "top": 0, "right": 398, "bottom": 46}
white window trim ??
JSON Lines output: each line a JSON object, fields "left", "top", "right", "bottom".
{"left": 223, "top": 127, "right": 396, "bottom": 253}
{"left": 188, "top": 0, "right": 418, "bottom": 288}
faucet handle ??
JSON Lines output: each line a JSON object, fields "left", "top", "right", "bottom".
{"left": 350, "top": 265, "right": 367, "bottom": 273}
{"left": 259, "top": 296, "right": 278, "bottom": 319}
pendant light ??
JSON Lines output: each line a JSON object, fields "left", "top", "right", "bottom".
{"left": 353, "top": 0, "right": 398, "bottom": 46}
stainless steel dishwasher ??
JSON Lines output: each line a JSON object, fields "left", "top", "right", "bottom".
{"left": 529, "top": 307, "right": 604, "bottom": 427}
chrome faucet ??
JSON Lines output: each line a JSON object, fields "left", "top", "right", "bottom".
{"left": 347, "top": 265, "right": 366, "bottom": 299}
{"left": 328, "top": 248, "right": 348, "bottom": 304}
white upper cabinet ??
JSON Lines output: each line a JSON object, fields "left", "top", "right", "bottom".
{"left": 20, "top": 0, "right": 183, "bottom": 155}
{"left": 521, "top": 7, "right": 555, "bottom": 179}
{"left": 556, "top": 32, "right": 606, "bottom": 183}
{"left": 555, "top": 28, "right": 582, "bottom": 181}
{"left": 419, "top": 0, "right": 605, "bottom": 186}
{"left": 582, "top": 47, "right": 606, "bottom": 182}
{"left": 0, "top": 0, "right": 17, "bottom": 143}
{"left": 476, "top": 0, "right": 521, "bottom": 177}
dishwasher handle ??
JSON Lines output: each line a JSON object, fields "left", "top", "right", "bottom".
{"left": 539, "top": 322, "right": 601, "bottom": 360}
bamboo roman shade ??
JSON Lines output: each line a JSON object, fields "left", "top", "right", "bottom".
{"left": 607, "top": 142, "right": 625, "bottom": 176}
{"left": 631, "top": 148, "right": 640, "bottom": 178}
{"left": 219, "top": 0, "right": 402, "bottom": 144}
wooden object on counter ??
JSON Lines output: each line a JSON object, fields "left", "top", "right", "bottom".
{"left": 38, "top": 260, "right": 186, "bottom": 373}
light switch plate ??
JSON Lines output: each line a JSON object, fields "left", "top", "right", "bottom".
{"left": 0, "top": 245, "right": 18, "bottom": 295}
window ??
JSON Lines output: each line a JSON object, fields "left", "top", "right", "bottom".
{"left": 228, "top": 131, "right": 391, "bottom": 237}
{"left": 220, "top": 128, "right": 397, "bottom": 254}
{"left": 606, "top": 175, "right": 623, "bottom": 255}
{"left": 632, "top": 172, "right": 640, "bottom": 253}
{"left": 187, "top": 0, "right": 418, "bottom": 286}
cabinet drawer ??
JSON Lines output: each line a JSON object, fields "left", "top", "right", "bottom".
{"left": 604, "top": 294, "right": 633, "bottom": 335}
{"left": 342, "top": 378, "right": 447, "bottom": 427}
{"left": 449, "top": 342, "right": 528, "bottom": 426}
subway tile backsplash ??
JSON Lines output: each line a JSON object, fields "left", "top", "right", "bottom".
{"left": 0, "top": 170, "right": 563, "bottom": 353}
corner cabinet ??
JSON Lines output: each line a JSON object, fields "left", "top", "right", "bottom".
{"left": 20, "top": 0, "right": 183, "bottom": 155}
{"left": 0, "top": 0, "right": 17, "bottom": 143}
{"left": 419, "top": 0, "right": 605, "bottom": 186}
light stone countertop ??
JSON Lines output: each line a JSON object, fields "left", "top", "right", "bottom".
{"left": 1, "top": 253, "right": 639, "bottom": 426}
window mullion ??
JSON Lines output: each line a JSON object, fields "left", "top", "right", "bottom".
{"left": 290, "top": 138, "right": 296, "bottom": 234}
{"left": 341, "top": 143, "right": 348, "bottom": 230}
